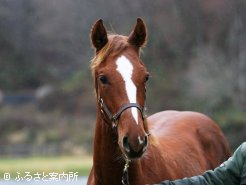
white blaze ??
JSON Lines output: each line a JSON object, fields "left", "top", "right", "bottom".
{"left": 116, "top": 55, "right": 138, "bottom": 124}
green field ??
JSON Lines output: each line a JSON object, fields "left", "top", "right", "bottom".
{"left": 0, "top": 156, "right": 92, "bottom": 179}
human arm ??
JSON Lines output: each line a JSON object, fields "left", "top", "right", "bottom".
{"left": 152, "top": 142, "right": 246, "bottom": 185}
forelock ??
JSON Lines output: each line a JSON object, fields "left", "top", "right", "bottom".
{"left": 90, "top": 34, "right": 129, "bottom": 76}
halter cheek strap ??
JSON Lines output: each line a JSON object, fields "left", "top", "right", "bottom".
{"left": 99, "top": 97, "right": 145, "bottom": 125}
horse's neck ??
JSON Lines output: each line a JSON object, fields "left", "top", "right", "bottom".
{"left": 93, "top": 113, "right": 124, "bottom": 184}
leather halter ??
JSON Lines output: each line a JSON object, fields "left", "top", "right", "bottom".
{"left": 99, "top": 95, "right": 147, "bottom": 185}
{"left": 99, "top": 97, "right": 145, "bottom": 126}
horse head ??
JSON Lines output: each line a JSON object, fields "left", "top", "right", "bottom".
{"left": 90, "top": 18, "right": 149, "bottom": 159}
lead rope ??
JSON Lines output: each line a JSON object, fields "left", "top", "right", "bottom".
{"left": 122, "top": 158, "right": 131, "bottom": 185}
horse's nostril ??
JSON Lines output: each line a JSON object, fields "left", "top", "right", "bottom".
{"left": 144, "top": 135, "right": 148, "bottom": 146}
{"left": 123, "top": 136, "right": 130, "bottom": 153}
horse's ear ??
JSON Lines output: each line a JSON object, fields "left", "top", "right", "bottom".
{"left": 128, "top": 18, "right": 147, "bottom": 48}
{"left": 91, "top": 19, "right": 108, "bottom": 52}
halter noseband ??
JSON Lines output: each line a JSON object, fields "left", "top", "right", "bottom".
{"left": 99, "top": 97, "right": 145, "bottom": 125}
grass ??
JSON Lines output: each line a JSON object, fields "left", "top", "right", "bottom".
{"left": 0, "top": 155, "right": 92, "bottom": 179}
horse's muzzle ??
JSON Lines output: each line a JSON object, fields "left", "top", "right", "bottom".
{"left": 122, "top": 135, "right": 148, "bottom": 159}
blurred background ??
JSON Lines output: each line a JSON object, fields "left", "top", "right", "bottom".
{"left": 0, "top": 0, "right": 246, "bottom": 182}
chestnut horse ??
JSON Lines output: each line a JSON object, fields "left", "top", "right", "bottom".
{"left": 87, "top": 18, "right": 231, "bottom": 185}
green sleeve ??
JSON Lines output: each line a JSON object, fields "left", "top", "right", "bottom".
{"left": 154, "top": 142, "right": 246, "bottom": 185}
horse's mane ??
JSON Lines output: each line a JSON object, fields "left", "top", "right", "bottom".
{"left": 90, "top": 34, "right": 129, "bottom": 77}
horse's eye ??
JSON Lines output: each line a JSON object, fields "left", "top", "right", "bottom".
{"left": 99, "top": 75, "right": 108, "bottom": 84}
